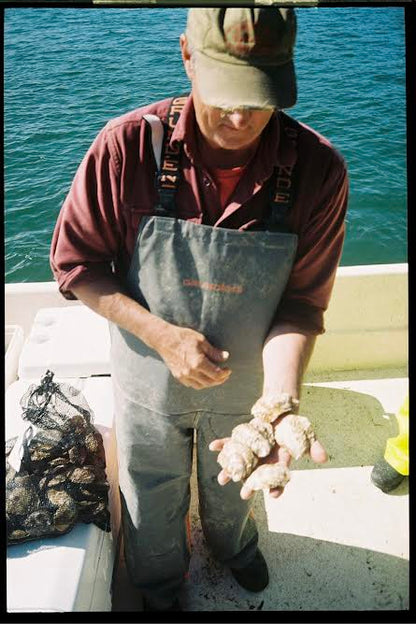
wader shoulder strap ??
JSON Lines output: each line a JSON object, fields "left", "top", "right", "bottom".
{"left": 266, "top": 112, "right": 299, "bottom": 232}
{"left": 143, "top": 95, "right": 188, "bottom": 216}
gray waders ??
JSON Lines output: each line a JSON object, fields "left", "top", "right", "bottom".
{"left": 110, "top": 100, "right": 299, "bottom": 609}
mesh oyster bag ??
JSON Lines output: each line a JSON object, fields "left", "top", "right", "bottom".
{"left": 6, "top": 370, "right": 111, "bottom": 545}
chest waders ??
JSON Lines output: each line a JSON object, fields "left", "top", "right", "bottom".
{"left": 110, "top": 97, "right": 299, "bottom": 609}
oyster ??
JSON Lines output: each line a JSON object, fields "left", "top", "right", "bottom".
{"left": 231, "top": 419, "right": 274, "bottom": 458}
{"left": 251, "top": 392, "right": 299, "bottom": 423}
{"left": 217, "top": 440, "right": 258, "bottom": 482}
{"left": 70, "top": 466, "right": 97, "bottom": 484}
{"left": 47, "top": 489, "right": 74, "bottom": 508}
{"left": 241, "top": 463, "right": 290, "bottom": 496}
{"left": 53, "top": 499, "right": 78, "bottom": 532}
{"left": 6, "top": 486, "right": 38, "bottom": 516}
{"left": 274, "top": 414, "right": 316, "bottom": 460}
{"left": 23, "top": 510, "right": 54, "bottom": 536}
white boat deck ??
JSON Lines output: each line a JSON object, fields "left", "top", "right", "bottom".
{"left": 112, "top": 368, "right": 409, "bottom": 612}
{"left": 5, "top": 265, "right": 409, "bottom": 612}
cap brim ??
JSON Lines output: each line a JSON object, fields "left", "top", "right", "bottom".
{"left": 193, "top": 51, "right": 297, "bottom": 110}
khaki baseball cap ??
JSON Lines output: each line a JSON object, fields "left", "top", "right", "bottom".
{"left": 185, "top": 7, "right": 297, "bottom": 110}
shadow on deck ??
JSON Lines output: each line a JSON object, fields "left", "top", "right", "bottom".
{"left": 111, "top": 370, "right": 409, "bottom": 612}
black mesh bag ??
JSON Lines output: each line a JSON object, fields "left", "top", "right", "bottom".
{"left": 6, "top": 370, "right": 111, "bottom": 544}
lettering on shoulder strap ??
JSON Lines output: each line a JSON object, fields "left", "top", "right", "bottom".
{"left": 157, "top": 95, "right": 188, "bottom": 215}
{"left": 266, "top": 112, "right": 299, "bottom": 232}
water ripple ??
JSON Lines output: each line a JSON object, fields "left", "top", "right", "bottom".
{"left": 5, "top": 6, "right": 407, "bottom": 283}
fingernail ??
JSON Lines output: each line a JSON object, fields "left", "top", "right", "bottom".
{"left": 217, "top": 368, "right": 231, "bottom": 375}
{"left": 222, "top": 351, "right": 229, "bottom": 360}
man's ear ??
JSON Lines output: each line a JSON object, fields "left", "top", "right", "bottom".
{"left": 180, "top": 34, "right": 194, "bottom": 81}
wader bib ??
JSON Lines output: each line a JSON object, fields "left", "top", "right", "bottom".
{"left": 110, "top": 99, "right": 299, "bottom": 607}
{"left": 110, "top": 217, "right": 297, "bottom": 413}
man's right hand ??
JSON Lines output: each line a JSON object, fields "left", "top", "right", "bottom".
{"left": 154, "top": 324, "right": 231, "bottom": 390}
{"left": 70, "top": 278, "right": 231, "bottom": 390}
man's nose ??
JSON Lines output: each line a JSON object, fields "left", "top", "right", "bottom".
{"left": 226, "top": 109, "right": 251, "bottom": 128}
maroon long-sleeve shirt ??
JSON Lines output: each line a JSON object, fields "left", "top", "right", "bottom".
{"left": 50, "top": 94, "right": 348, "bottom": 334}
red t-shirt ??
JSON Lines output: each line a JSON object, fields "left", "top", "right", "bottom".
{"left": 50, "top": 94, "right": 349, "bottom": 334}
{"left": 210, "top": 166, "right": 247, "bottom": 211}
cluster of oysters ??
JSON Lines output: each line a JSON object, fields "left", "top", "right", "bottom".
{"left": 216, "top": 393, "right": 317, "bottom": 497}
{"left": 6, "top": 413, "right": 110, "bottom": 544}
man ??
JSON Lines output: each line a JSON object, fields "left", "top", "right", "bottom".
{"left": 50, "top": 7, "right": 348, "bottom": 611}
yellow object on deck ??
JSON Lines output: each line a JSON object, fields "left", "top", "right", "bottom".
{"left": 384, "top": 395, "right": 409, "bottom": 476}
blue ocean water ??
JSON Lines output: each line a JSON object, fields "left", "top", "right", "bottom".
{"left": 4, "top": 7, "right": 407, "bottom": 283}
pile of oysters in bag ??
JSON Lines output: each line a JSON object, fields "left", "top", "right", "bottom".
{"left": 6, "top": 371, "right": 110, "bottom": 544}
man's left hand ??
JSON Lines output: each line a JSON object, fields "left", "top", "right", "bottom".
{"left": 209, "top": 414, "right": 328, "bottom": 500}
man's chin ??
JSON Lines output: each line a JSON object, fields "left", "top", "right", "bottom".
{"left": 215, "top": 134, "right": 256, "bottom": 152}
